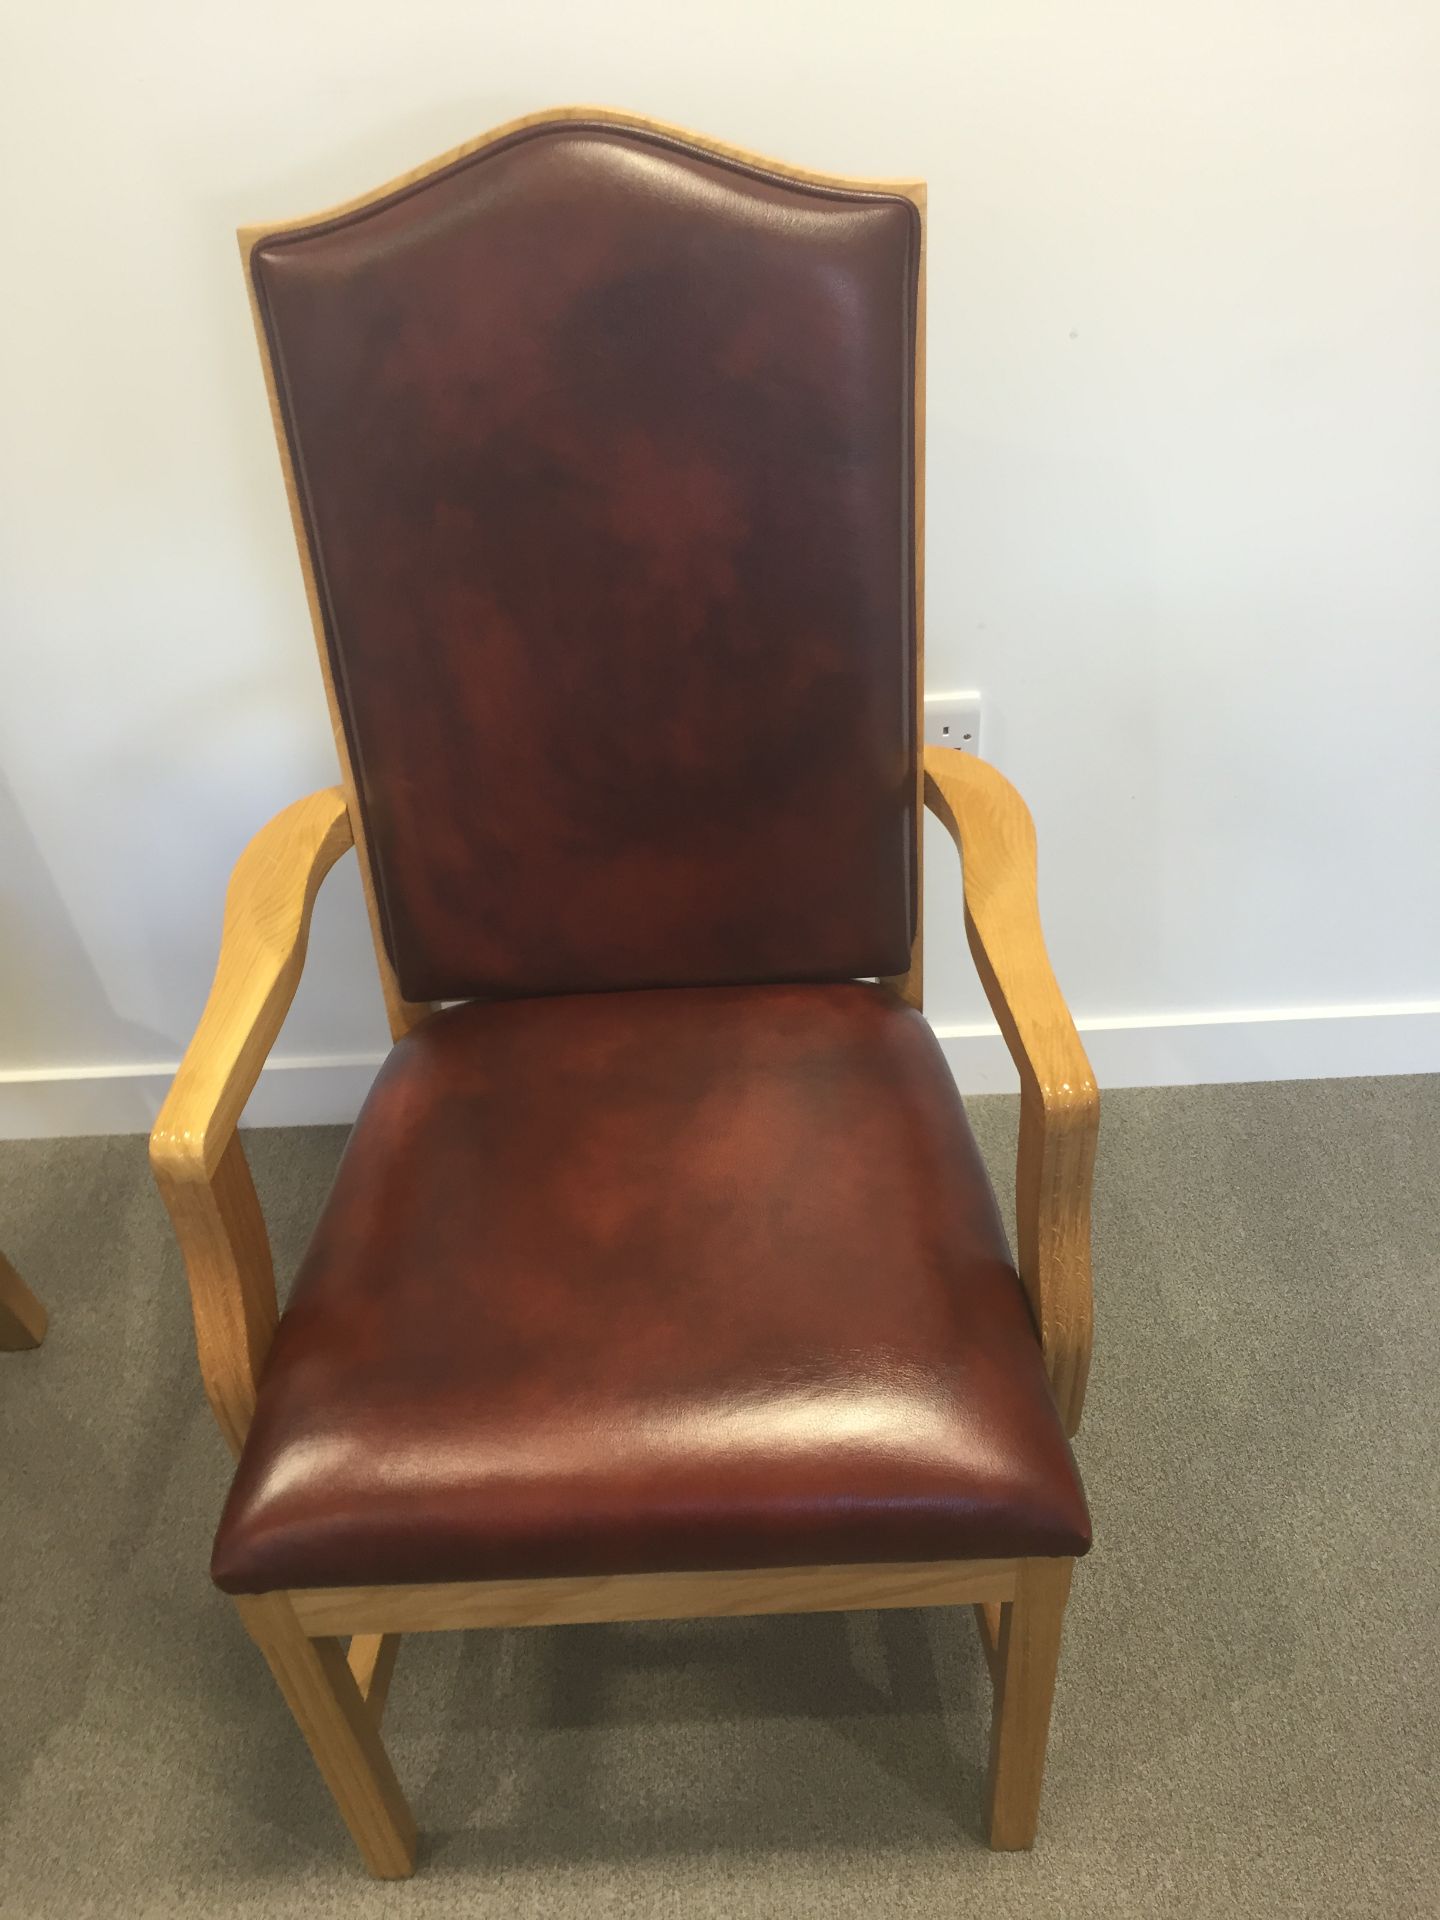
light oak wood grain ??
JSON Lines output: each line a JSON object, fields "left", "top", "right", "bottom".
{"left": 149, "top": 789, "right": 354, "bottom": 1453}
{"left": 974, "top": 1599, "right": 1005, "bottom": 1688}
{"left": 0, "top": 1251, "right": 47, "bottom": 1350}
{"left": 924, "top": 746, "right": 1098, "bottom": 1435}
{"left": 237, "top": 1594, "right": 415, "bottom": 1878}
{"left": 291, "top": 1558, "right": 1020, "bottom": 1639}
{"left": 985, "top": 1555, "right": 1074, "bottom": 1849}
{"left": 347, "top": 1633, "right": 401, "bottom": 1722}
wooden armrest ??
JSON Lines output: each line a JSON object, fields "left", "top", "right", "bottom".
{"left": 923, "top": 746, "right": 1097, "bottom": 1434}
{"left": 152, "top": 789, "right": 354, "bottom": 1176}
{"left": 150, "top": 789, "right": 354, "bottom": 1453}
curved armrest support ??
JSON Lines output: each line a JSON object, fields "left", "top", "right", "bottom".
{"left": 150, "top": 789, "right": 354, "bottom": 1453}
{"left": 923, "top": 747, "right": 1097, "bottom": 1434}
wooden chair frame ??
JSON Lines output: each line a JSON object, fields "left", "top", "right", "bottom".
{"left": 1, "top": 1251, "right": 48, "bottom": 1350}
{"left": 149, "top": 108, "right": 1098, "bottom": 1878}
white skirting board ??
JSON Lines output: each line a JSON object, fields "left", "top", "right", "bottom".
{"left": 933, "top": 1000, "right": 1440, "bottom": 1095}
{"left": 1, "top": 1002, "right": 1438, "bottom": 1141}
{"left": 0, "top": 1054, "right": 386, "bottom": 1142}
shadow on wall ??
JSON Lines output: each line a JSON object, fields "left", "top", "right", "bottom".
{"left": 0, "top": 767, "right": 175, "bottom": 1132}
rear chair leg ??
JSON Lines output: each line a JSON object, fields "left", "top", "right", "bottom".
{"left": 347, "top": 1632, "right": 402, "bottom": 1721}
{"left": 985, "top": 1556, "right": 1074, "bottom": 1849}
{"left": 235, "top": 1593, "right": 416, "bottom": 1878}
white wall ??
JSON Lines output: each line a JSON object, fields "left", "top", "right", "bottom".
{"left": 3, "top": 1, "right": 1439, "bottom": 1133}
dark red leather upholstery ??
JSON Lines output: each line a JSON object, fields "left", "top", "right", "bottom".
{"left": 212, "top": 986, "right": 1088, "bottom": 1594}
{"left": 252, "top": 121, "right": 919, "bottom": 1002}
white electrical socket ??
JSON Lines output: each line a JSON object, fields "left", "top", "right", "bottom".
{"left": 924, "top": 691, "right": 982, "bottom": 756}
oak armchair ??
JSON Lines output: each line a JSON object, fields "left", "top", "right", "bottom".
{"left": 151, "top": 109, "right": 1098, "bottom": 1880}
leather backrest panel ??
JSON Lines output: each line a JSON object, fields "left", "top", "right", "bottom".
{"left": 253, "top": 121, "right": 919, "bottom": 1000}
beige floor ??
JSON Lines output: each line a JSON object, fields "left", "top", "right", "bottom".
{"left": 2, "top": 1076, "right": 1437, "bottom": 1917}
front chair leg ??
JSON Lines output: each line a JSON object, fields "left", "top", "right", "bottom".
{"left": 986, "top": 1556, "right": 1075, "bottom": 1849}
{"left": 234, "top": 1593, "right": 417, "bottom": 1878}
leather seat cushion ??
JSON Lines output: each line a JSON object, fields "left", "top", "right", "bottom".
{"left": 210, "top": 984, "right": 1090, "bottom": 1594}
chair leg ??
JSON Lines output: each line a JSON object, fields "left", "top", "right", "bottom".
{"left": 347, "top": 1632, "right": 402, "bottom": 1722}
{"left": 0, "top": 1252, "right": 47, "bottom": 1350}
{"left": 985, "top": 1555, "right": 1074, "bottom": 1850}
{"left": 234, "top": 1593, "right": 417, "bottom": 1878}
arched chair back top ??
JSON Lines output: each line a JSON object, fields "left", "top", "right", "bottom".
{"left": 248, "top": 113, "right": 923, "bottom": 1003}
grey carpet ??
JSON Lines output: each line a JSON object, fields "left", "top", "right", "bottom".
{"left": 1, "top": 1077, "right": 1437, "bottom": 1917}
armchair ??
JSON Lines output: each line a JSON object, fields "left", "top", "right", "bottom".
{"left": 151, "top": 108, "right": 1098, "bottom": 1879}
